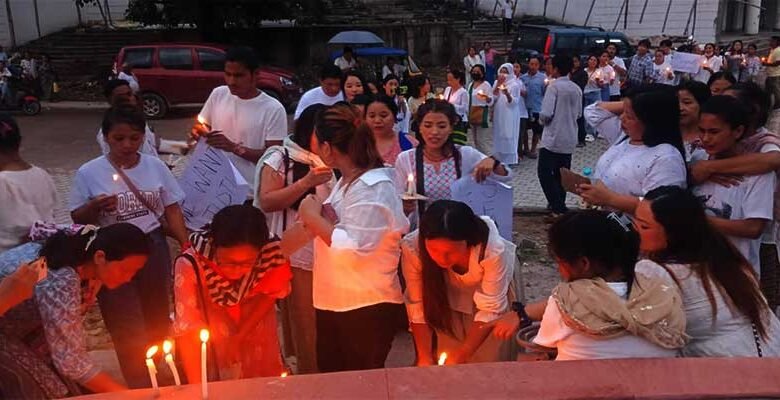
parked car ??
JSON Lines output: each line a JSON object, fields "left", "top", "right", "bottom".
{"left": 114, "top": 44, "right": 303, "bottom": 118}
{"left": 511, "top": 24, "right": 635, "bottom": 66}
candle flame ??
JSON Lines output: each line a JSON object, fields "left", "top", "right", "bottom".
{"left": 197, "top": 115, "right": 207, "bottom": 125}
{"left": 163, "top": 340, "right": 173, "bottom": 355}
{"left": 112, "top": 174, "right": 119, "bottom": 182}
{"left": 200, "top": 329, "right": 210, "bottom": 343}
{"left": 407, "top": 173, "right": 414, "bottom": 183}
{"left": 280, "top": 372, "right": 288, "bottom": 378}
{"left": 437, "top": 352, "right": 447, "bottom": 366}
{"left": 146, "top": 345, "right": 159, "bottom": 359}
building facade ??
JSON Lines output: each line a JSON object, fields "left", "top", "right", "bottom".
{"left": 0, "top": 0, "right": 129, "bottom": 48}
{"left": 481, "top": 0, "right": 780, "bottom": 44}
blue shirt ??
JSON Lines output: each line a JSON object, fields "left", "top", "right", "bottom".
{"left": 521, "top": 72, "right": 547, "bottom": 114}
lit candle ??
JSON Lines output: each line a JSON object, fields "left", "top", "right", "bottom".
{"left": 111, "top": 173, "right": 120, "bottom": 195}
{"left": 200, "top": 329, "right": 209, "bottom": 399}
{"left": 280, "top": 371, "right": 289, "bottom": 378}
{"left": 477, "top": 89, "right": 484, "bottom": 96}
{"left": 437, "top": 352, "right": 447, "bottom": 366}
{"left": 498, "top": 84, "right": 506, "bottom": 91}
{"left": 406, "top": 173, "right": 415, "bottom": 196}
{"left": 145, "top": 345, "right": 159, "bottom": 393}
{"left": 197, "top": 114, "right": 209, "bottom": 129}
{"left": 543, "top": 78, "right": 549, "bottom": 85}
{"left": 437, "top": 94, "right": 444, "bottom": 100}
{"left": 163, "top": 340, "right": 181, "bottom": 386}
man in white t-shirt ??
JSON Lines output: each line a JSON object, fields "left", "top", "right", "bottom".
{"left": 97, "top": 79, "right": 158, "bottom": 156}
{"left": 193, "top": 46, "right": 287, "bottom": 199}
{"left": 294, "top": 64, "right": 344, "bottom": 120}
{"left": 606, "top": 43, "right": 626, "bottom": 100}
{"left": 334, "top": 47, "right": 358, "bottom": 72}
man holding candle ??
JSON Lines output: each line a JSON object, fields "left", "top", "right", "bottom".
{"left": 192, "top": 46, "right": 287, "bottom": 201}
{"left": 626, "top": 39, "right": 654, "bottom": 89}
{"left": 605, "top": 43, "right": 626, "bottom": 101}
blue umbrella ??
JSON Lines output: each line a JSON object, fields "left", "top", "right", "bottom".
{"left": 328, "top": 30, "right": 385, "bottom": 45}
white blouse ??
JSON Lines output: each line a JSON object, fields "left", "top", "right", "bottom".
{"left": 312, "top": 168, "right": 409, "bottom": 312}
{"left": 584, "top": 103, "right": 687, "bottom": 197}
{"left": 444, "top": 86, "right": 470, "bottom": 123}
{"left": 401, "top": 216, "right": 516, "bottom": 324}
{"left": 468, "top": 81, "right": 493, "bottom": 107}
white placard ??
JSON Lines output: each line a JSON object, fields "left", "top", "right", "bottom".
{"left": 670, "top": 52, "right": 703, "bottom": 74}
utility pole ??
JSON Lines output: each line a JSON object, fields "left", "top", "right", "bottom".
{"left": 4, "top": 0, "right": 15, "bottom": 48}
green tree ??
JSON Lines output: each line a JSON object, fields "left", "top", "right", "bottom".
{"left": 125, "top": 0, "right": 323, "bottom": 40}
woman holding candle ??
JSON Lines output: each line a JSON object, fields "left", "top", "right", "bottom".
{"left": 0, "top": 223, "right": 150, "bottom": 397}
{"left": 367, "top": 96, "right": 416, "bottom": 166}
{"left": 401, "top": 200, "right": 518, "bottom": 365}
{"left": 694, "top": 43, "right": 723, "bottom": 84}
{"left": 394, "top": 100, "right": 509, "bottom": 220}
{"left": 297, "top": 103, "right": 409, "bottom": 372}
{"left": 467, "top": 65, "right": 493, "bottom": 148}
{"left": 69, "top": 106, "right": 189, "bottom": 388}
{"left": 597, "top": 50, "right": 616, "bottom": 102}
{"left": 255, "top": 104, "right": 335, "bottom": 374}
{"left": 580, "top": 85, "right": 687, "bottom": 213}
{"left": 173, "top": 204, "right": 292, "bottom": 381}
{"left": 651, "top": 49, "right": 675, "bottom": 86}
{"left": 492, "top": 63, "right": 527, "bottom": 165}
{"left": 724, "top": 40, "right": 745, "bottom": 82}
{"left": 743, "top": 44, "right": 762, "bottom": 83}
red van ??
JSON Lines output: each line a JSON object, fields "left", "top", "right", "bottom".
{"left": 115, "top": 44, "right": 302, "bottom": 118}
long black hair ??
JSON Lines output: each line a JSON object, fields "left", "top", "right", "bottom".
{"left": 419, "top": 200, "right": 489, "bottom": 335}
{"left": 724, "top": 82, "right": 771, "bottom": 132}
{"left": 289, "top": 104, "right": 327, "bottom": 210}
{"left": 548, "top": 210, "right": 639, "bottom": 293}
{"left": 627, "top": 84, "right": 685, "bottom": 159}
{"left": 644, "top": 186, "right": 771, "bottom": 338}
{"left": 39, "top": 223, "right": 149, "bottom": 270}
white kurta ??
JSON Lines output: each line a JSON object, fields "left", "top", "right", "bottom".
{"left": 492, "top": 79, "right": 523, "bottom": 164}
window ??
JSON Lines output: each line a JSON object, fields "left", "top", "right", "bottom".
{"left": 585, "top": 36, "right": 608, "bottom": 54}
{"left": 159, "top": 48, "right": 193, "bottom": 70}
{"left": 554, "top": 35, "right": 584, "bottom": 54}
{"left": 514, "top": 28, "right": 548, "bottom": 52}
{"left": 197, "top": 49, "right": 225, "bottom": 72}
{"left": 123, "top": 48, "right": 153, "bottom": 69}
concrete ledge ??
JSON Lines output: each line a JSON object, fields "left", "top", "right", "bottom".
{"left": 74, "top": 358, "right": 780, "bottom": 400}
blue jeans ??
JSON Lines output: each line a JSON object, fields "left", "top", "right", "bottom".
{"left": 583, "top": 91, "right": 602, "bottom": 137}
{"left": 98, "top": 229, "right": 171, "bottom": 388}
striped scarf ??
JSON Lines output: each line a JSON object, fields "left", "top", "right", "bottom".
{"left": 189, "top": 231, "right": 286, "bottom": 307}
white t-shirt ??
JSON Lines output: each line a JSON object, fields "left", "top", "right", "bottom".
{"left": 585, "top": 104, "right": 687, "bottom": 197}
{"left": 294, "top": 87, "right": 344, "bottom": 120}
{"left": 693, "top": 54, "right": 723, "bottom": 84}
{"left": 608, "top": 57, "right": 625, "bottom": 96}
{"left": 313, "top": 168, "right": 409, "bottom": 312}
{"left": 117, "top": 72, "right": 140, "bottom": 93}
{"left": 693, "top": 172, "right": 775, "bottom": 275}
{"left": 68, "top": 155, "right": 185, "bottom": 233}
{"left": 0, "top": 167, "right": 57, "bottom": 252}
{"left": 199, "top": 86, "right": 288, "bottom": 194}
{"left": 533, "top": 282, "right": 677, "bottom": 360}
{"left": 96, "top": 124, "right": 158, "bottom": 157}
{"left": 652, "top": 62, "right": 676, "bottom": 85}
{"left": 468, "top": 81, "right": 493, "bottom": 107}
{"left": 334, "top": 56, "right": 357, "bottom": 71}
{"left": 444, "top": 86, "right": 470, "bottom": 123}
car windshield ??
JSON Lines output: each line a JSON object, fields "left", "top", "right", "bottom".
{"left": 514, "top": 28, "right": 548, "bottom": 51}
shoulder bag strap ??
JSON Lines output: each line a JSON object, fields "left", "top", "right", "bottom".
{"left": 415, "top": 146, "right": 427, "bottom": 215}
{"left": 108, "top": 159, "right": 161, "bottom": 219}
{"left": 468, "top": 83, "right": 474, "bottom": 109}
{"left": 282, "top": 149, "right": 290, "bottom": 231}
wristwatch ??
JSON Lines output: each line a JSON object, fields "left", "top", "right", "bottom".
{"left": 512, "top": 301, "right": 533, "bottom": 329}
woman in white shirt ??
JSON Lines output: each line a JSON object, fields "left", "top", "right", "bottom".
{"left": 394, "top": 100, "right": 509, "bottom": 222}
{"left": 298, "top": 103, "right": 409, "bottom": 372}
{"left": 582, "top": 55, "right": 602, "bottom": 141}
{"left": 0, "top": 115, "right": 56, "bottom": 253}
{"left": 383, "top": 74, "right": 411, "bottom": 136}
{"left": 467, "top": 65, "right": 493, "bottom": 148}
{"left": 694, "top": 43, "right": 723, "bottom": 84}
{"left": 534, "top": 210, "right": 685, "bottom": 360}
{"left": 634, "top": 186, "right": 780, "bottom": 357}
{"left": 444, "top": 70, "right": 470, "bottom": 127}
{"left": 651, "top": 49, "right": 675, "bottom": 86}
{"left": 402, "top": 200, "right": 517, "bottom": 365}
{"left": 255, "top": 104, "right": 335, "bottom": 374}
{"left": 463, "top": 46, "right": 484, "bottom": 87}
{"left": 492, "top": 63, "right": 527, "bottom": 165}
{"left": 68, "top": 106, "right": 188, "bottom": 387}
{"left": 580, "top": 86, "right": 687, "bottom": 213}
{"left": 597, "top": 50, "right": 616, "bottom": 101}
{"left": 677, "top": 81, "right": 711, "bottom": 163}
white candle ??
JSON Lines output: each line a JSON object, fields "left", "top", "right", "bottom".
{"left": 406, "top": 173, "right": 415, "bottom": 196}
{"left": 163, "top": 340, "right": 181, "bottom": 386}
{"left": 145, "top": 346, "right": 159, "bottom": 393}
{"left": 437, "top": 352, "right": 447, "bottom": 366}
{"left": 200, "top": 329, "right": 209, "bottom": 399}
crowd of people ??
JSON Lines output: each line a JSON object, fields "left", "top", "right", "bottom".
{"left": 1, "top": 37, "right": 780, "bottom": 397}
{"left": 0, "top": 47, "right": 58, "bottom": 104}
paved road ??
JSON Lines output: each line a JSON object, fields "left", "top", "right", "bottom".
{"left": 17, "top": 108, "right": 608, "bottom": 224}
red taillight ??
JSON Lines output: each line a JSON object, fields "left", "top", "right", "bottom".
{"left": 543, "top": 34, "right": 552, "bottom": 57}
